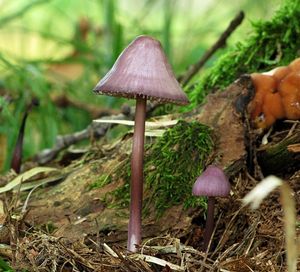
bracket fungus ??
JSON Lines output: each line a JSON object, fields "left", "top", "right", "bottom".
{"left": 250, "top": 57, "right": 300, "bottom": 129}
{"left": 93, "top": 35, "right": 189, "bottom": 252}
{"left": 192, "top": 165, "right": 231, "bottom": 251}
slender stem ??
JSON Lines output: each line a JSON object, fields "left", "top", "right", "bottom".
{"left": 127, "top": 97, "right": 147, "bottom": 252}
{"left": 203, "top": 197, "right": 215, "bottom": 251}
{"left": 11, "top": 99, "right": 38, "bottom": 173}
{"left": 11, "top": 111, "right": 28, "bottom": 173}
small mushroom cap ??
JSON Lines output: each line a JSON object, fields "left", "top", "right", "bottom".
{"left": 192, "top": 165, "right": 231, "bottom": 197}
{"left": 94, "top": 35, "right": 189, "bottom": 105}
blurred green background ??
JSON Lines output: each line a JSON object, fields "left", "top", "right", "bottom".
{"left": 0, "top": 0, "right": 281, "bottom": 171}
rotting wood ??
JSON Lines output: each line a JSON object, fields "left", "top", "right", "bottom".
{"left": 191, "top": 75, "right": 254, "bottom": 175}
{"left": 257, "top": 130, "right": 300, "bottom": 175}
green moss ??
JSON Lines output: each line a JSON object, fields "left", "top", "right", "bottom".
{"left": 189, "top": 0, "right": 300, "bottom": 107}
{"left": 106, "top": 120, "right": 213, "bottom": 216}
{"left": 88, "top": 174, "right": 112, "bottom": 191}
{"left": 43, "top": 221, "right": 57, "bottom": 234}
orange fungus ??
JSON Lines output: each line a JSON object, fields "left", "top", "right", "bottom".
{"left": 250, "top": 59, "right": 300, "bottom": 128}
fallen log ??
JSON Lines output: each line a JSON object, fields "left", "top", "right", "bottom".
{"left": 257, "top": 129, "right": 300, "bottom": 175}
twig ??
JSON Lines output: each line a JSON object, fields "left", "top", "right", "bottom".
{"left": 285, "top": 121, "right": 299, "bottom": 138}
{"left": 35, "top": 108, "right": 133, "bottom": 164}
{"left": 35, "top": 102, "right": 158, "bottom": 164}
{"left": 51, "top": 94, "right": 118, "bottom": 118}
{"left": 103, "top": 243, "right": 119, "bottom": 258}
{"left": 179, "top": 11, "right": 245, "bottom": 86}
{"left": 58, "top": 239, "right": 95, "bottom": 270}
{"left": 131, "top": 254, "right": 184, "bottom": 271}
{"left": 21, "top": 185, "right": 39, "bottom": 214}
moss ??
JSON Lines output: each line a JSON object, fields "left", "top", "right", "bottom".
{"left": 188, "top": 0, "right": 300, "bottom": 107}
{"left": 88, "top": 175, "right": 111, "bottom": 191}
{"left": 88, "top": 174, "right": 112, "bottom": 191}
{"left": 42, "top": 221, "right": 57, "bottom": 234}
{"left": 106, "top": 120, "right": 213, "bottom": 216}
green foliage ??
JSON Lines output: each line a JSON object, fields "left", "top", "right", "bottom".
{"left": 0, "top": 63, "right": 59, "bottom": 170}
{"left": 189, "top": 0, "right": 300, "bottom": 107}
{"left": 0, "top": 257, "right": 14, "bottom": 272}
{"left": 108, "top": 120, "right": 213, "bottom": 216}
{"left": 108, "top": 182, "right": 131, "bottom": 209}
{"left": 43, "top": 221, "right": 57, "bottom": 234}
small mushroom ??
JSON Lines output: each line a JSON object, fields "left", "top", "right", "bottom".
{"left": 192, "top": 165, "right": 231, "bottom": 251}
{"left": 93, "top": 35, "right": 189, "bottom": 252}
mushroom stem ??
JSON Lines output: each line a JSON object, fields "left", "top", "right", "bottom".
{"left": 203, "top": 196, "right": 215, "bottom": 251}
{"left": 127, "top": 97, "right": 147, "bottom": 252}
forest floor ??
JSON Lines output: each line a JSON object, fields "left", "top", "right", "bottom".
{"left": 0, "top": 77, "right": 299, "bottom": 271}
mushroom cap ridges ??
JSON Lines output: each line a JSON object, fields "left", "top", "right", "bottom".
{"left": 94, "top": 35, "right": 189, "bottom": 105}
{"left": 192, "top": 165, "right": 231, "bottom": 197}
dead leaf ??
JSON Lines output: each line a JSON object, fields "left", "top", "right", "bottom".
{"left": 0, "top": 167, "right": 59, "bottom": 194}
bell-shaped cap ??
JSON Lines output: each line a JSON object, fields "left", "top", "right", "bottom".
{"left": 94, "top": 35, "right": 189, "bottom": 105}
{"left": 192, "top": 165, "right": 231, "bottom": 197}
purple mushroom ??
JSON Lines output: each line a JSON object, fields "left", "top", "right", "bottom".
{"left": 93, "top": 35, "right": 189, "bottom": 252}
{"left": 192, "top": 165, "right": 231, "bottom": 251}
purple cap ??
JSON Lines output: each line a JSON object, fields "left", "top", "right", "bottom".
{"left": 192, "top": 165, "right": 231, "bottom": 197}
{"left": 94, "top": 35, "right": 189, "bottom": 105}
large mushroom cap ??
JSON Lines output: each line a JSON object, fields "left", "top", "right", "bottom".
{"left": 192, "top": 165, "right": 231, "bottom": 197}
{"left": 94, "top": 35, "right": 189, "bottom": 105}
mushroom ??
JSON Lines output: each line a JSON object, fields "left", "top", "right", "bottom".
{"left": 259, "top": 91, "right": 285, "bottom": 128}
{"left": 93, "top": 35, "right": 189, "bottom": 252}
{"left": 249, "top": 59, "right": 300, "bottom": 129}
{"left": 272, "top": 66, "right": 290, "bottom": 83}
{"left": 262, "top": 66, "right": 290, "bottom": 84}
{"left": 250, "top": 71, "right": 289, "bottom": 129}
{"left": 250, "top": 73, "right": 278, "bottom": 128}
{"left": 192, "top": 165, "right": 231, "bottom": 251}
{"left": 278, "top": 72, "right": 300, "bottom": 120}
{"left": 289, "top": 57, "right": 300, "bottom": 72}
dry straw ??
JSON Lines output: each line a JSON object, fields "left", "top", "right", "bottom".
{"left": 243, "top": 175, "right": 299, "bottom": 272}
